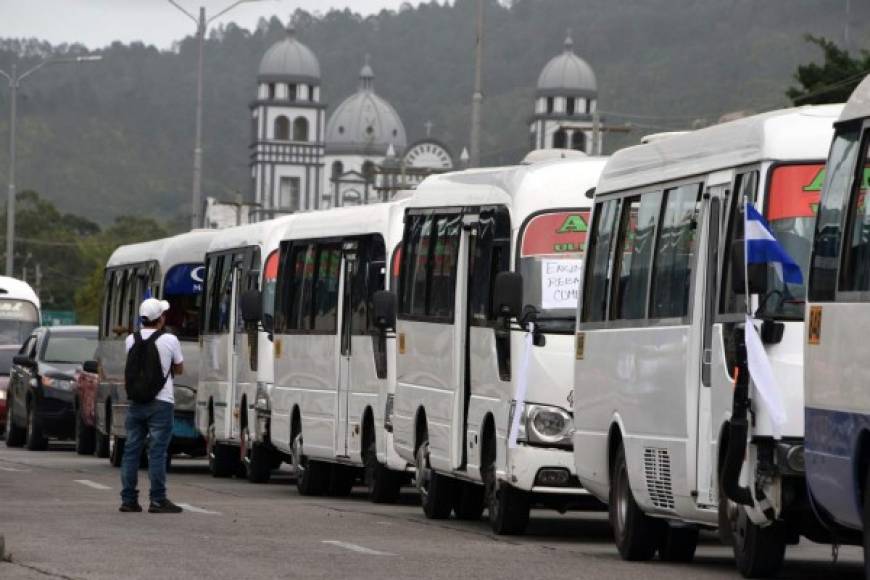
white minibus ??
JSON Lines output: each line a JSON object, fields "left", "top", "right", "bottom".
{"left": 389, "top": 155, "right": 605, "bottom": 534}
{"left": 196, "top": 216, "right": 293, "bottom": 482}
{"left": 573, "top": 105, "right": 841, "bottom": 576}
{"left": 267, "top": 199, "right": 411, "bottom": 501}
{"left": 0, "top": 276, "right": 41, "bottom": 345}
{"left": 804, "top": 77, "right": 870, "bottom": 565}
{"left": 94, "top": 229, "right": 216, "bottom": 467}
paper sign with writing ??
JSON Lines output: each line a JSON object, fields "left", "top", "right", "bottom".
{"left": 541, "top": 259, "right": 583, "bottom": 310}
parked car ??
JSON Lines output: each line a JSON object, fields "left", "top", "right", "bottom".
{"left": 0, "top": 345, "right": 18, "bottom": 434}
{"left": 73, "top": 360, "right": 99, "bottom": 455}
{"left": 5, "top": 326, "right": 98, "bottom": 450}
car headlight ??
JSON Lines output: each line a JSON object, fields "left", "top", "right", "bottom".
{"left": 42, "top": 376, "right": 73, "bottom": 391}
{"left": 510, "top": 403, "right": 573, "bottom": 449}
{"left": 255, "top": 382, "right": 270, "bottom": 412}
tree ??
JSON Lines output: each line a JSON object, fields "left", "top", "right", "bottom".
{"left": 787, "top": 35, "right": 870, "bottom": 105}
{"left": 74, "top": 216, "right": 168, "bottom": 324}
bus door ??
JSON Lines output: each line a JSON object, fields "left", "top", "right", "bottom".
{"left": 227, "top": 254, "right": 244, "bottom": 439}
{"left": 695, "top": 173, "right": 730, "bottom": 507}
{"left": 336, "top": 240, "right": 357, "bottom": 458}
{"left": 453, "top": 213, "right": 476, "bottom": 470}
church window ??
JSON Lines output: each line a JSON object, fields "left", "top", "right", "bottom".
{"left": 546, "top": 97, "right": 554, "bottom": 114}
{"left": 572, "top": 131, "right": 586, "bottom": 151}
{"left": 566, "top": 98, "right": 575, "bottom": 115}
{"left": 268, "top": 83, "right": 276, "bottom": 100}
{"left": 274, "top": 116, "right": 290, "bottom": 140}
{"left": 288, "top": 84, "right": 297, "bottom": 101}
{"left": 362, "top": 161, "right": 376, "bottom": 183}
{"left": 332, "top": 161, "right": 344, "bottom": 180}
{"left": 293, "top": 117, "right": 309, "bottom": 142}
{"left": 278, "top": 177, "right": 301, "bottom": 211}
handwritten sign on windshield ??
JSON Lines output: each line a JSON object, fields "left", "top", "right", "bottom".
{"left": 541, "top": 259, "right": 583, "bottom": 310}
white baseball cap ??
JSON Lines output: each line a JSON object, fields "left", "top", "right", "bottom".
{"left": 139, "top": 298, "right": 170, "bottom": 321}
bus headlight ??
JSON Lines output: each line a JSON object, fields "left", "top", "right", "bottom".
{"left": 510, "top": 403, "right": 573, "bottom": 449}
{"left": 255, "top": 382, "right": 270, "bottom": 412}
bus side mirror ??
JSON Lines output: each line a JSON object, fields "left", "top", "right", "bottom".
{"left": 82, "top": 360, "right": 99, "bottom": 374}
{"left": 730, "top": 240, "right": 767, "bottom": 295}
{"left": 373, "top": 290, "right": 397, "bottom": 331}
{"left": 493, "top": 272, "right": 523, "bottom": 319}
{"left": 240, "top": 289, "right": 262, "bottom": 323}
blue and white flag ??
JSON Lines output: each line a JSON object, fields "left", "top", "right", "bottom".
{"left": 745, "top": 203, "right": 803, "bottom": 285}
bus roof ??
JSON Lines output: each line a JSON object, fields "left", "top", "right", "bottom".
{"left": 278, "top": 199, "right": 408, "bottom": 245}
{"left": 206, "top": 216, "right": 295, "bottom": 255}
{"left": 840, "top": 75, "right": 870, "bottom": 124}
{"left": 407, "top": 157, "right": 606, "bottom": 227}
{"left": 596, "top": 104, "right": 843, "bottom": 195}
{"left": 0, "top": 276, "right": 40, "bottom": 308}
{"left": 107, "top": 229, "right": 217, "bottom": 270}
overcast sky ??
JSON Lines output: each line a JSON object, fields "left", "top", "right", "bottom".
{"left": 1, "top": 1, "right": 428, "bottom": 49}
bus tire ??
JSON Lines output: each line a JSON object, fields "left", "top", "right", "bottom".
{"left": 453, "top": 480, "right": 485, "bottom": 521}
{"left": 415, "top": 441, "right": 453, "bottom": 519}
{"left": 75, "top": 406, "right": 96, "bottom": 455}
{"left": 365, "top": 440, "right": 401, "bottom": 504}
{"left": 293, "top": 434, "right": 329, "bottom": 496}
{"left": 610, "top": 444, "right": 657, "bottom": 561}
{"left": 487, "top": 481, "right": 530, "bottom": 535}
{"left": 94, "top": 407, "right": 110, "bottom": 458}
{"left": 246, "top": 444, "right": 273, "bottom": 484}
{"left": 863, "top": 468, "right": 870, "bottom": 580}
{"left": 25, "top": 402, "right": 48, "bottom": 451}
{"left": 327, "top": 464, "right": 355, "bottom": 497}
{"left": 729, "top": 503, "right": 786, "bottom": 578}
{"left": 109, "top": 434, "right": 125, "bottom": 467}
{"left": 5, "top": 397, "right": 26, "bottom": 447}
{"left": 658, "top": 525, "right": 698, "bottom": 562}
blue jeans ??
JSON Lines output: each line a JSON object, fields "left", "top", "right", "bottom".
{"left": 121, "top": 400, "right": 174, "bottom": 504}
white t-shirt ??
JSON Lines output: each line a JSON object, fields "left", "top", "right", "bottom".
{"left": 125, "top": 329, "right": 184, "bottom": 405}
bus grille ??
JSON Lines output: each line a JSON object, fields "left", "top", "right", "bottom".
{"left": 643, "top": 447, "right": 675, "bottom": 510}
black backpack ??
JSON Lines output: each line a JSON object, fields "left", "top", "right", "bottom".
{"left": 124, "top": 330, "right": 168, "bottom": 404}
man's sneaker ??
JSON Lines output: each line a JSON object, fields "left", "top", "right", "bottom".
{"left": 148, "top": 499, "right": 183, "bottom": 514}
{"left": 119, "top": 502, "right": 142, "bottom": 513}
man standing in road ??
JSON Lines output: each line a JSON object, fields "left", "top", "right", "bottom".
{"left": 119, "top": 298, "right": 184, "bottom": 513}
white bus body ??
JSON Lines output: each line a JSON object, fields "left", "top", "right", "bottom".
{"left": 804, "top": 77, "right": 870, "bottom": 555}
{"left": 390, "top": 157, "right": 605, "bottom": 534}
{"left": 196, "top": 216, "right": 293, "bottom": 482}
{"left": 269, "top": 199, "right": 411, "bottom": 501}
{"left": 0, "top": 276, "right": 41, "bottom": 345}
{"left": 95, "top": 229, "right": 217, "bottom": 465}
{"left": 573, "top": 105, "right": 840, "bottom": 575}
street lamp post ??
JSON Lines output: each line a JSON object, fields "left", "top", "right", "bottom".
{"left": 0, "top": 55, "right": 101, "bottom": 277}
{"left": 167, "top": 0, "right": 268, "bottom": 230}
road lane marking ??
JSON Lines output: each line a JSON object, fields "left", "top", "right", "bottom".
{"left": 177, "top": 503, "right": 221, "bottom": 515}
{"left": 321, "top": 540, "right": 395, "bottom": 556}
{"left": 75, "top": 479, "right": 111, "bottom": 490}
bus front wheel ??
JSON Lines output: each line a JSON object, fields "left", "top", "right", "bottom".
{"left": 726, "top": 499, "right": 786, "bottom": 578}
{"left": 415, "top": 441, "right": 453, "bottom": 519}
{"left": 610, "top": 444, "right": 658, "bottom": 561}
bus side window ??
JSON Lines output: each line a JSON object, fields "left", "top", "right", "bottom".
{"left": 581, "top": 200, "right": 620, "bottom": 323}
{"left": 429, "top": 215, "right": 462, "bottom": 320}
{"left": 838, "top": 131, "right": 870, "bottom": 294}
{"left": 469, "top": 209, "right": 510, "bottom": 324}
{"left": 400, "top": 215, "right": 432, "bottom": 318}
{"left": 720, "top": 171, "right": 759, "bottom": 315}
{"left": 611, "top": 192, "right": 661, "bottom": 321}
{"left": 102, "top": 270, "right": 115, "bottom": 339}
{"left": 649, "top": 184, "right": 701, "bottom": 319}
{"left": 312, "top": 244, "right": 342, "bottom": 333}
{"left": 809, "top": 128, "right": 860, "bottom": 300}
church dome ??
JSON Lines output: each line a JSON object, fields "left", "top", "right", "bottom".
{"left": 325, "top": 58, "right": 407, "bottom": 155}
{"left": 258, "top": 26, "right": 321, "bottom": 83}
{"left": 537, "top": 34, "right": 597, "bottom": 96}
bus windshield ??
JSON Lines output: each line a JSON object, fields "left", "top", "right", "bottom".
{"left": 0, "top": 299, "right": 39, "bottom": 345}
{"left": 758, "top": 164, "right": 824, "bottom": 320}
{"left": 262, "top": 250, "right": 279, "bottom": 330}
{"left": 518, "top": 209, "right": 590, "bottom": 332}
{"left": 163, "top": 263, "right": 205, "bottom": 341}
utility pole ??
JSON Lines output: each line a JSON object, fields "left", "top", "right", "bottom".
{"left": 469, "top": 0, "right": 484, "bottom": 168}
{"left": 0, "top": 55, "right": 101, "bottom": 277}
{"left": 168, "top": 0, "right": 267, "bottom": 230}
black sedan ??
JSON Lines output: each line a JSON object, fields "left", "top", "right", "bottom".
{"left": 5, "top": 326, "right": 98, "bottom": 450}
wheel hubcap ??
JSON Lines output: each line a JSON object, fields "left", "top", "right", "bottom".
{"left": 293, "top": 435, "right": 306, "bottom": 480}
{"left": 616, "top": 466, "right": 629, "bottom": 537}
{"left": 415, "top": 444, "right": 431, "bottom": 502}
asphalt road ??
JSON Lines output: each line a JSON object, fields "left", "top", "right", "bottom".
{"left": 0, "top": 442, "right": 862, "bottom": 580}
